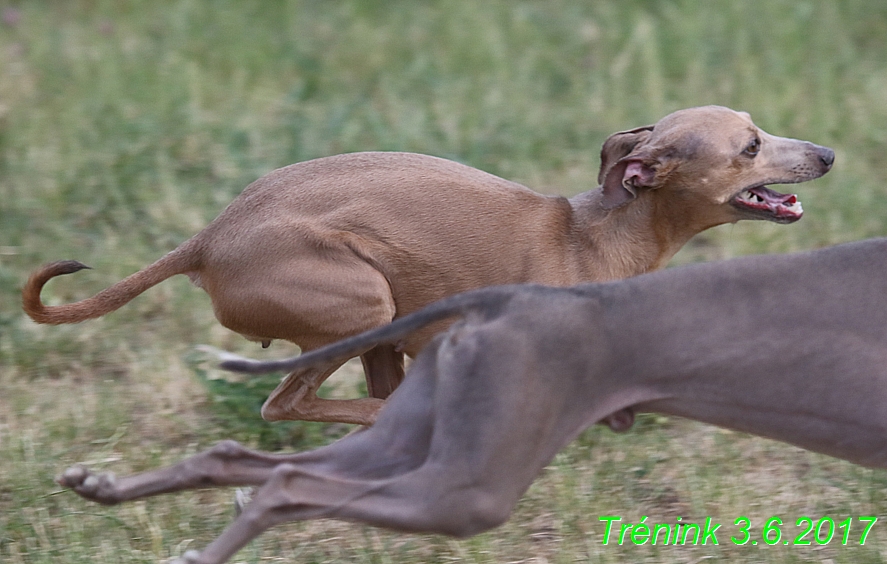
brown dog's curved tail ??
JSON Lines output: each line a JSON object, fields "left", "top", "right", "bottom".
{"left": 22, "top": 248, "right": 199, "bottom": 325}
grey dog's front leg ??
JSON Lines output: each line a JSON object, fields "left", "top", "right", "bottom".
{"left": 57, "top": 440, "right": 291, "bottom": 504}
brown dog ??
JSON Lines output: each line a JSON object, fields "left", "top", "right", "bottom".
{"left": 23, "top": 105, "right": 834, "bottom": 425}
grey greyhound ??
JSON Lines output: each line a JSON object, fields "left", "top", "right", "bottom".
{"left": 59, "top": 237, "right": 887, "bottom": 564}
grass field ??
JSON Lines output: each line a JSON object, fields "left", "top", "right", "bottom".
{"left": 3, "top": 0, "right": 887, "bottom": 562}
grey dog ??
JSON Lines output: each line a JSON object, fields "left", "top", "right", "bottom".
{"left": 59, "top": 237, "right": 885, "bottom": 563}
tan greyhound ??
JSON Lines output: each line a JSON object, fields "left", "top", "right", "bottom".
{"left": 58, "top": 237, "right": 887, "bottom": 564}
{"left": 23, "top": 105, "right": 834, "bottom": 425}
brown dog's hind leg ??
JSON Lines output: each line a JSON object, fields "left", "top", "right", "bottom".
{"left": 260, "top": 360, "right": 385, "bottom": 426}
{"left": 360, "top": 345, "right": 405, "bottom": 399}
{"left": 212, "top": 247, "right": 399, "bottom": 425}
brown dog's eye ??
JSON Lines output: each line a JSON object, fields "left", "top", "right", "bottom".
{"left": 744, "top": 138, "right": 761, "bottom": 156}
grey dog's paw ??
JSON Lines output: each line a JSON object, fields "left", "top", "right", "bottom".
{"left": 233, "top": 487, "right": 254, "bottom": 516}
{"left": 169, "top": 550, "right": 203, "bottom": 564}
{"left": 56, "top": 465, "right": 119, "bottom": 504}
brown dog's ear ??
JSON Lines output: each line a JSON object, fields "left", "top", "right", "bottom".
{"left": 598, "top": 126, "right": 657, "bottom": 210}
{"left": 600, "top": 157, "right": 659, "bottom": 210}
{"left": 597, "top": 125, "right": 654, "bottom": 185}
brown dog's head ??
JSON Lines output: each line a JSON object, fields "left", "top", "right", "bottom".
{"left": 598, "top": 105, "right": 835, "bottom": 225}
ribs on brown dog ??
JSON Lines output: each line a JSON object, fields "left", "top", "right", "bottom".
{"left": 23, "top": 105, "right": 834, "bottom": 425}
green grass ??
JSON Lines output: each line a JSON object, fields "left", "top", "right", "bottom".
{"left": 3, "top": 0, "right": 887, "bottom": 562}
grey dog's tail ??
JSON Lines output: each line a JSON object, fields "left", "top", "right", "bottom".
{"left": 219, "top": 287, "right": 513, "bottom": 375}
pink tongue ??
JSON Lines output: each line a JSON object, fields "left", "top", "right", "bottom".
{"left": 751, "top": 187, "right": 796, "bottom": 206}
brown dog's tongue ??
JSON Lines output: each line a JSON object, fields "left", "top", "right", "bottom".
{"left": 743, "top": 186, "right": 803, "bottom": 221}
{"left": 749, "top": 186, "right": 797, "bottom": 206}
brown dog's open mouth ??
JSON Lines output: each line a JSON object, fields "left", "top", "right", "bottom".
{"left": 730, "top": 186, "right": 803, "bottom": 223}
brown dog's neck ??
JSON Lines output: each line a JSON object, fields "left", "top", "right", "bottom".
{"left": 566, "top": 189, "right": 696, "bottom": 280}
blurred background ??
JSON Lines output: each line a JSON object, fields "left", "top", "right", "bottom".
{"left": 2, "top": 1, "right": 887, "bottom": 562}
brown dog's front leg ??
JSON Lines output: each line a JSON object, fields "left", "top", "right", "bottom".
{"left": 360, "top": 344, "right": 405, "bottom": 399}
